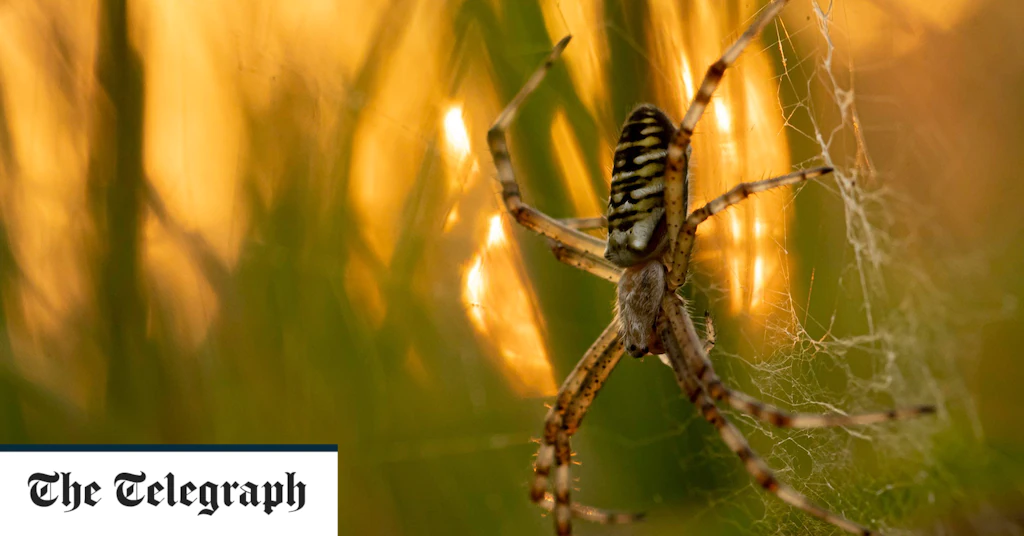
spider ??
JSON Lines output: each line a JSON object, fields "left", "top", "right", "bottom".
{"left": 485, "top": 1, "right": 936, "bottom": 535}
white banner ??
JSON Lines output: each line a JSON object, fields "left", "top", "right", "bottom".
{"left": 0, "top": 446, "right": 338, "bottom": 535}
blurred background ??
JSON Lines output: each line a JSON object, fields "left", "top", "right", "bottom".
{"left": 0, "top": 0, "right": 1022, "bottom": 534}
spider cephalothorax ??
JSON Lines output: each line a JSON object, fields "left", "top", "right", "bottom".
{"left": 615, "top": 260, "right": 666, "bottom": 357}
{"left": 485, "top": 1, "right": 936, "bottom": 534}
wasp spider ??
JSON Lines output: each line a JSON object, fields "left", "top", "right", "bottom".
{"left": 486, "top": 0, "right": 935, "bottom": 534}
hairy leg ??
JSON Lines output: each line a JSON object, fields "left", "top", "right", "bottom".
{"left": 536, "top": 494, "right": 641, "bottom": 526}
{"left": 668, "top": 167, "right": 833, "bottom": 289}
{"left": 531, "top": 320, "right": 642, "bottom": 534}
{"left": 547, "top": 240, "right": 622, "bottom": 283}
{"left": 561, "top": 216, "right": 606, "bottom": 231}
{"left": 487, "top": 36, "right": 605, "bottom": 259}
{"left": 664, "top": 296, "right": 934, "bottom": 428}
{"left": 656, "top": 306, "right": 882, "bottom": 535}
{"left": 664, "top": 0, "right": 793, "bottom": 276}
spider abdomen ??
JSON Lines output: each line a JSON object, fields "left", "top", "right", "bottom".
{"left": 604, "top": 104, "right": 685, "bottom": 268}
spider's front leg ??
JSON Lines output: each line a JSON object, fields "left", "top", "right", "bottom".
{"left": 658, "top": 0, "right": 835, "bottom": 289}
{"left": 666, "top": 167, "right": 833, "bottom": 289}
{"left": 486, "top": 36, "right": 606, "bottom": 260}
{"left": 664, "top": 0, "right": 795, "bottom": 276}
{"left": 487, "top": 37, "right": 624, "bottom": 284}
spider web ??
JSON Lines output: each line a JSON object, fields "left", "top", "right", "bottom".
{"left": 500, "top": 1, "right": 1010, "bottom": 534}
{"left": 1, "top": 1, "right": 1014, "bottom": 535}
{"left": 343, "top": 0, "right": 1010, "bottom": 532}
{"left": 620, "top": 3, "right": 997, "bottom": 534}
{"left": 218, "top": 1, "right": 1009, "bottom": 533}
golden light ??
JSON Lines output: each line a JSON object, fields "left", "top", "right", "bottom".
{"left": 551, "top": 111, "right": 603, "bottom": 217}
{"left": 461, "top": 213, "right": 557, "bottom": 397}
{"left": 649, "top": 0, "right": 794, "bottom": 318}
{"left": 730, "top": 257, "right": 744, "bottom": 313}
{"left": 0, "top": 0, "right": 949, "bottom": 406}
{"left": 539, "top": 0, "right": 610, "bottom": 119}
{"left": 486, "top": 214, "right": 505, "bottom": 247}
{"left": 785, "top": 0, "right": 982, "bottom": 60}
{"left": 348, "top": 5, "right": 445, "bottom": 262}
{"left": 751, "top": 256, "right": 766, "bottom": 309}
{"left": 443, "top": 105, "right": 472, "bottom": 161}
{"left": 442, "top": 100, "right": 556, "bottom": 397}
{"left": 680, "top": 55, "right": 696, "bottom": 102}
{"left": 443, "top": 207, "right": 459, "bottom": 232}
{"left": 464, "top": 255, "right": 486, "bottom": 328}
{"left": 713, "top": 99, "right": 732, "bottom": 134}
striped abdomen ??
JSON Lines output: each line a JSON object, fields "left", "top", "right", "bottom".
{"left": 604, "top": 104, "right": 686, "bottom": 268}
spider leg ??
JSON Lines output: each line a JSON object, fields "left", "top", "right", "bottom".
{"left": 668, "top": 299, "right": 935, "bottom": 429}
{"left": 487, "top": 36, "right": 605, "bottom": 259}
{"left": 667, "top": 166, "right": 833, "bottom": 289}
{"left": 656, "top": 305, "right": 714, "bottom": 367}
{"left": 550, "top": 216, "right": 616, "bottom": 280}
{"left": 665, "top": 0, "right": 792, "bottom": 274}
{"left": 531, "top": 320, "right": 641, "bottom": 534}
{"left": 714, "top": 387, "right": 935, "bottom": 428}
{"left": 656, "top": 304, "right": 883, "bottom": 536}
{"left": 536, "top": 493, "right": 640, "bottom": 525}
{"left": 548, "top": 239, "right": 622, "bottom": 283}
{"left": 532, "top": 323, "right": 617, "bottom": 505}
{"left": 560, "top": 216, "right": 607, "bottom": 231}
{"left": 554, "top": 339, "right": 635, "bottom": 534}
{"left": 702, "top": 310, "right": 716, "bottom": 354}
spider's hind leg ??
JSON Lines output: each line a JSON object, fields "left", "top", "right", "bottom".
{"left": 657, "top": 309, "right": 884, "bottom": 536}
{"left": 674, "top": 300, "right": 936, "bottom": 429}
{"left": 536, "top": 494, "right": 643, "bottom": 526}
{"left": 531, "top": 320, "right": 643, "bottom": 534}
{"left": 713, "top": 386, "right": 936, "bottom": 428}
